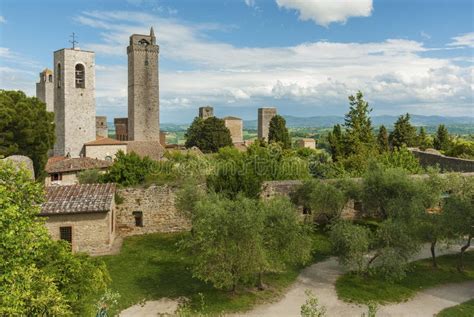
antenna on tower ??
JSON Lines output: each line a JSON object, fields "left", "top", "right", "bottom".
{"left": 69, "top": 32, "right": 78, "bottom": 49}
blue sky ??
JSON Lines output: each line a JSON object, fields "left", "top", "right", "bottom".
{"left": 0, "top": 0, "right": 472, "bottom": 123}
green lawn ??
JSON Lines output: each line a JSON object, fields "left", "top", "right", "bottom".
{"left": 437, "top": 299, "right": 474, "bottom": 317}
{"left": 335, "top": 252, "right": 474, "bottom": 305}
{"left": 100, "top": 231, "right": 331, "bottom": 315}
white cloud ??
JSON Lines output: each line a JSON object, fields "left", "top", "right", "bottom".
{"left": 244, "top": 0, "right": 256, "bottom": 7}
{"left": 448, "top": 32, "right": 474, "bottom": 48}
{"left": 0, "top": 16, "right": 6, "bottom": 24}
{"left": 275, "top": 0, "right": 373, "bottom": 27}
{"left": 420, "top": 31, "right": 431, "bottom": 40}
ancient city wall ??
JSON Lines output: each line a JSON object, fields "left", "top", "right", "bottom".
{"left": 116, "top": 185, "right": 191, "bottom": 236}
{"left": 411, "top": 149, "right": 474, "bottom": 172}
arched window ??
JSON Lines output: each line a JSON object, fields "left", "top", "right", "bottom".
{"left": 57, "top": 63, "right": 61, "bottom": 88}
{"left": 75, "top": 64, "right": 85, "bottom": 88}
{"left": 48, "top": 74, "right": 53, "bottom": 82}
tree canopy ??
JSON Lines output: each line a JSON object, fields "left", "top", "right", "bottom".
{"left": 185, "top": 117, "right": 233, "bottom": 153}
{"left": 0, "top": 90, "right": 55, "bottom": 178}
{"left": 389, "top": 113, "right": 418, "bottom": 148}
{"left": 268, "top": 115, "right": 291, "bottom": 149}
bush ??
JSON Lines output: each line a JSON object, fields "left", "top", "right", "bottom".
{"left": 77, "top": 169, "right": 101, "bottom": 184}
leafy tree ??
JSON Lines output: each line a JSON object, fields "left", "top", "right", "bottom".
{"left": 77, "top": 169, "right": 101, "bottom": 184}
{"left": 0, "top": 161, "right": 109, "bottom": 316}
{"left": 343, "top": 91, "right": 375, "bottom": 155}
{"left": 300, "top": 290, "right": 327, "bottom": 317}
{"left": 377, "top": 125, "right": 389, "bottom": 152}
{"left": 445, "top": 138, "right": 474, "bottom": 159}
{"left": 377, "top": 146, "right": 423, "bottom": 174}
{"left": 101, "top": 151, "right": 157, "bottom": 186}
{"left": 268, "top": 115, "right": 291, "bottom": 149}
{"left": 389, "top": 113, "right": 417, "bottom": 148}
{"left": 0, "top": 90, "right": 55, "bottom": 178}
{"left": 327, "top": 124, "right": 343, "bottom": 160}
{"left": 433, "top": 124, "right": 451, "bottom": 151}
{"left": 417, "top": 127, "right": 432, "bottom": 150}
{"left": 185, "top": 117, "right": 233, "bottom": 153}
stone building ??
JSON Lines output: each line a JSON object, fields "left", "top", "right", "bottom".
{"left": 128, "top": 27, "right": 160, "bottom": 141}
{"left": 296, "top": 138, "right": 316, "bottom": 149}
{"left": 199, "top": 106, "right": 214, "bottom": 119}
{"left": 223, "top": 116, "right": 243, "bottom": 144}
{"left": 40, "top": 183, "right": 116, "bottom": 255}
{"left": 36, "top": 68, "right": 54, "bottom": 112}
{"left": 258, "top": 107, "right": 277, "bottom": 140}
{"left": 96, "top": 116, "right": 108, "bottom": 138}
{"left": 53, "top": 48, "right": 96, "bottom": 157}
{"left": 160, "top": 131, "right": 167, "bottom": 146}
{"left": 114, "top": 118, "right": 129, "bottom": 141}
{"left": 84, "top": 137, "right": 127, "bottom": 161}
{"left": 45, "top": 156, "right": 112, "bottom": 186}
{"left": 126, "top": 141, "right": 165, "bottom": 161}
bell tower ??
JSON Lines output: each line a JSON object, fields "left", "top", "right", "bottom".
{"left": 127, "top": 27, "right": 160, "bottom": 141}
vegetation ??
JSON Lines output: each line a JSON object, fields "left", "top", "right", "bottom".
{"left": 437, "top": 299, "right": 474, "bottom": 317}
{"left": 185, "top": 117, "right": 233, "bottom": 153}
{"left": 0, "top": 90, "right": 55, "bottom": 178}
{"left": 434, "top": 124, "right": 451, "bottom": 151}
{"left": 100, "top": 232, "right": 332, "bottom": 315}
{"left": 77, "top": 168, "right": 101, "bottom": 184}
{"left": 0, "top": 161, "right": 110, "bottom": 316}
{"left": 268, "top": 115, "right": 291, "bottom": 149}
{"left": 336, "top": 252, "right": 474, "bottom": 304}
{"left": 101, "top": 151, "right": 158, "bottom": 186}
{"left": 389, "top": 113, "right": 418, "bottom": 148}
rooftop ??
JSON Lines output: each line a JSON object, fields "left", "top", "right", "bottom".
{"left": 41, "top": 183, "right": 116, "bottom": 215}
{"left": 46, "top": 157, "right": 112, "bottom": 173}
{"left": 85, "top": 137, "right": 127, "bottom": 146}
{"left": 223, "top": 116, "right": 242, "bottom": 121}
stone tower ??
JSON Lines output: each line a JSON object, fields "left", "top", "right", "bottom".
{"left": 258, "top": 107, "right": 277, "bottom": 140}
{"left": 127, "top": 27, "right": 160, "bottom": 141}
{"left": 36, "top": 68, "right": 54, "bottom": 112}
{"left": 53, "top": 48, "right": 96, "bottom": 157}
{"left": 199, "top": 106, "right": 214, "bottom": 119}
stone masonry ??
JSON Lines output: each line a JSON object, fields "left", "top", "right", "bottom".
{"left": 224, "top": 116, "right": 244, "bottom": 144}
{"left": 128, "top": 27, "right": 160, "bottom": 141}
{"left": 96, "top": 116, "right": 108, "bottom": 138}
{"left": 199, "top": 106, "right": 214, "bottom": 119}
{"left": 258, "top": 107, "right": 277, "bottom": 140}
{"left": 114, "top": 118, "right": 129, "bottom": 141}
{"left": 53, "top": 48, "right": 96, "bottom": 157}
{"left": 36, "top": 68, "right": 54, "bottom": 112}
{"left": 116, "top": 185, "right": 190, "bottom": 236}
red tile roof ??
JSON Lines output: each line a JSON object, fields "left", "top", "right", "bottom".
{"left": 45, "top": 157, "right": 112, "bottom": 173}
{"left": 85, "top": 137, "right": 127, "bottom": 146}
{"left": 41, "top": 183, "right": 116, "bottom": 215}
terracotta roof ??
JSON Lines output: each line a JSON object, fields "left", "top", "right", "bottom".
{"left": 85, "top": 137, "right": 127, "bottom": 146}
{"left": 126, "top": 141, "right": 165, "bottom": 161}
{"left": 45, "top": 157, "right": 112, "bottom": 173}
{"left": 41, "top": 183, "right": 116, "bottom": 215}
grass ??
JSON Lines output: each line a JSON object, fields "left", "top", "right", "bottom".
{"left": 437, "top": 299, "right": 474, "bottom": 317}
{"left": 100, "top": 230, "right": 331, "bottom": 315}
{"left": 336, "top": 251, "right": 474, "bottom": 305}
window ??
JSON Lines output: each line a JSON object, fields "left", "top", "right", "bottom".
{"left": 51, "top": 173, "right": 62, "bottom": 181}
{"left": 57, "top": 63, "right": 61, "bottom": 88}
{"left": 105, "top": 155, "right": 112, "bottom": 162}
{"left": 48, "top": 74, "right": 53, "bottom": 82}
{"left": 75, "top": 64, "right": 85, "bottom": 88}
{"left": 60, "top": 226, "right": 72, "bottom": 244}
{"left": 133, "top": 211, "right": 143, "bottom": 227}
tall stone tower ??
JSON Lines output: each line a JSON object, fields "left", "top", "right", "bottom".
{"left": 258, "top": 107, "right": 277, "bottom": 140}
{"left": 53, "top": 48, "right": 96, "bottom": 157}
{"left": 36, "top": 68, "right": 54, "bottom": 112}
{"left": 199, "top": 106, "right": 214, "bottom": 119}
{"left": 127, "top": 27, "right": 160, "bottom": 141}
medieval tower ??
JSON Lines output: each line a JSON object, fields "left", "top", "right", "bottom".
{"left": 36, "top": 68, "right": 54, "bottom": 112}
{"left": 258, "top": 107, "right": 277, "bottom": 140}
{"left": 53, "top": 48, "right": 96, "bottom": 157}
{"left": 127, "top": 27, "right": 160, "bottom": 141}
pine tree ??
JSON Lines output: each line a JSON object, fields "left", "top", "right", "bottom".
{"left": 417, "top": 127, "right": 432, "bottom": 150}
{"left": 268, "top": 115, "right": 291, "bottom": 149}
{"left": 377, "top": 125, "right": 390, "bottom": 152}
{"left": 343, "top": 91, "right": 375, "bottom": 154}
{"left": 328, "top": 124, "right": 343, "bottom": 160}
{"left": 389, "top": 113, "right": 417, "bottom": 148}
{"left": 433, "top": 124, "right": 450, "bottom": 151}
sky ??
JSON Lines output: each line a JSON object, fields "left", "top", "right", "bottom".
{"left": 0, "top": 0, "right": 473, "bottom": 123}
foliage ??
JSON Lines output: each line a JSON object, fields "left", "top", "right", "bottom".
{"left": 389, "top": 113, "right": 417, "bottom": 148}
{"left": 327, "top": 124, "right": 343, "bottom": 160}
{"left": 95, "top": 289, "right": 121, "bottom": 317}
{"left": 343, "top": 91, "right": 375, "bottom": 155}
{"left": 268, "top": 115, "right": 291, "bottom": 149}
{"left": 185, "top": 117, "right": 233, "bottom": 153}
{"left": 77, "top": 168, "right": 101, "bottom": 184}
{"left": 445, "top": 138, "right": 474, "bottom": 159}
{"left": 434, "top": 124, "right": 451, "bottom": 151}
{"left": 300, "top": 290, "right": 327, "bottom": 317}
{"left": 101, "top": 151, "right": 158, "bottom": 186}
{"left": 0, "top": 161, "right": 109, "bottom": 316}
{"left": 417, "top": 127, "right": 432, "bottom": 150}
{"left": 336, "top": 251, "right": 474, "bottom": 304}
{"left": 101, "top": 232, "right": 331, "bottom": 315}
{"left": 0, "top": 90, "right": 55, "bottom": 178}
{"left": 329, "top": 221, "right": 371, "bottom": 273}
{"left": 377, "top": 125, "right": 389, "bottom": 152}
{"left": 377, "top": 147, "right": 422, "bottom": 174}
{"left": 437, "top": 299, "right": 474, "bottom": 317}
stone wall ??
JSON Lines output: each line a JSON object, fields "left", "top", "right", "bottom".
{"left": 85, "top": 144, "right": 127, "bottom": 161}
{"left": 411, "top": 149, "right": 474, "bottom": 172}
{"left": 116, "top": 185, "right": 190, "bottom": 236}
{"left": 36, "top": 69, "right": 54, "bottom": 112}
{"left": 96, "top": 116, "right": 108, "bottom": 138}
{"left": 43, "top": 209, "right": 115, "bottom": 255}
{"left": 44, "top": 171, "right": 78, "bottom": 186}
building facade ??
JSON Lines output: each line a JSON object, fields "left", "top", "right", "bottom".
{"left": 96, "top": 116, "right": 108, "bottom": 138}
{"left": 84, "top": 138, "right": 127, "bottom": 161}
{"left": 53, "top": 48, "right": 96, "bottom": 157}
{"left": 127, "top": 27, "right": 160, "bottom": 141}
{"left": 114, "top": 118, "right": 129, "bottom": 141}
{"left": 36, "top": 68, "right": 54, "bottom": 112}
{"left": 224, "top": 116, "right": 244, "bottom": 144}
{"left": 258, "top": 107, "right": 277, "bottom": 140}
{"left": 45, "top": 157, "right": 112, "bottom": 186}
{"left": 199, "top": 106, "right": 214, "bottom": 119}
{"left": 296, "top": 138, "right": 316, "bottom": 149}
